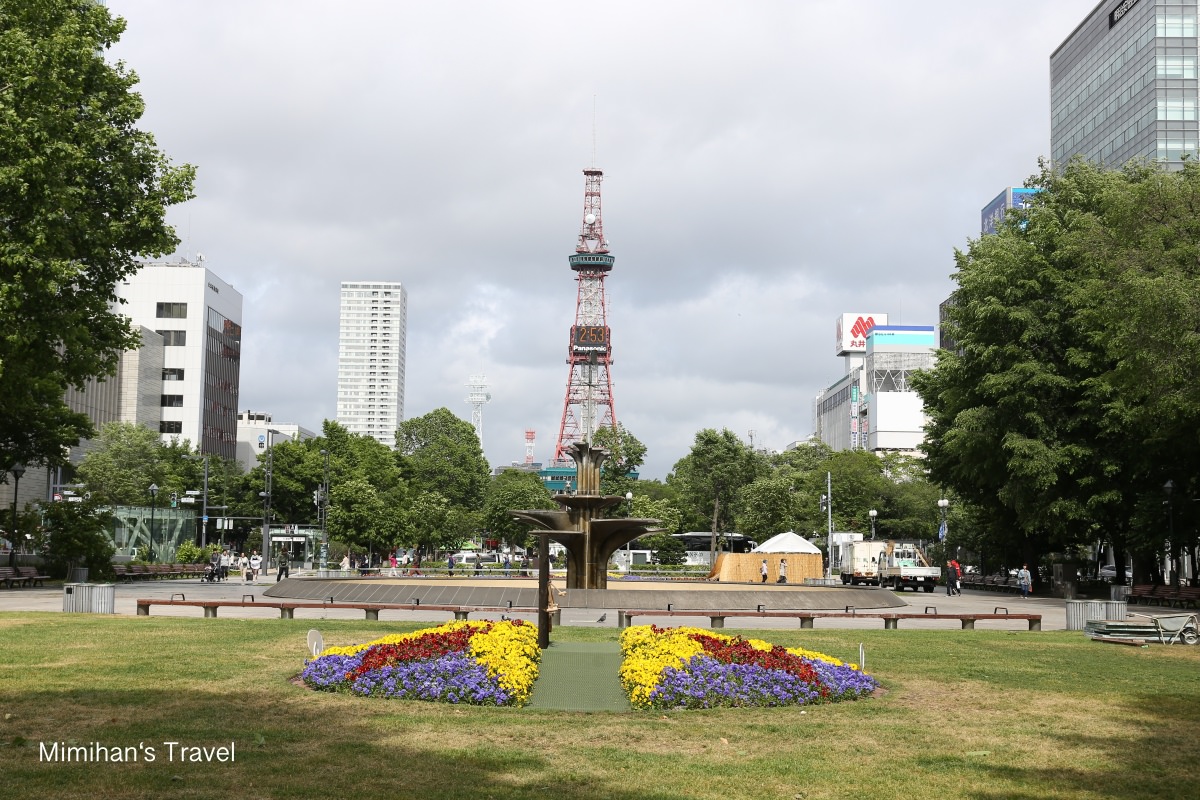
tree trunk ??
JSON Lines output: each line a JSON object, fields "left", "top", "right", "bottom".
{"left": 709, "top": 497, "right": 720, "bottom": 566}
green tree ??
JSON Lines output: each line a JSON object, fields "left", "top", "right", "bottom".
{"left": 735, "top": 476, "right": 801, "bottom": 540}
{"left": 632, "top": 495, "right": 682, "bottom": 536}
{"left": 913, "top": 158, "right": 1196, "bottom": 582}
{"left": 483, "top": 470, "right": 555, "bottom": 549}
{"left": 34, "top": 498, "right": 115, "bottom": 581}
{"left": 0, "top": 0, "right": 195, "bottom": 468}
{"left": 591, "top": 423, "right": 647, "bottom": 497}
{"left": 326, "top": 475, "right": 386, "bottom": 551}
{"left": 396, "top": 408, "right": 490, "bottom": 511}
{"left": 669, "top": 429, "right": 769, "bottom": 560}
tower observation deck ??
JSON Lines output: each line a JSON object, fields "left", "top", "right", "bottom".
{"left": 552, "top": 168, "right": 618, "bottom": 466}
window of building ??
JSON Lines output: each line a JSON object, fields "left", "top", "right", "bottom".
{"left": 156, "top": 330, "right": 187, "bottom": 346}
{"left": 1157, "top": 55, "right": 1197, "bottom": 79}
{"left": 156, "top": 302, "right": 188, "bottom": 318}
{"left": 1158, "top": 14, "right": 1198, "bottom": 38}
{"left": 161, "top": 395, "right": 184, "bottom": 407}
{"left": 159, "top": 421, "right": 183, "bottom": 434}
{"left": 162, "top": 368, "right": 185, "bottom": 381}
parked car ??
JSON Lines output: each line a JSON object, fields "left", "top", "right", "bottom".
{"left": 1099, "top": 565, "right": 1131, "bottom": 580}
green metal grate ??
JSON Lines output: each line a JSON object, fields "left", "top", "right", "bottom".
{"left": 528, "top": 641, "right": 631, "bottom": 712}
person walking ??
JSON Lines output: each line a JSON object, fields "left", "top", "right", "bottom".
{"left": 447, "top": 554, "right": 456, "bottom": 577}
{"left": 209, "top": 547, "right": 222, "bottom": 582}
{"left": 275, "top": 548, "right": 289, "bottom": 582}
{"left": 946, "top": 561, "right": 956, "bottom": 596}
{"left": 219, "top": 549, "right": 231, "bottom": 580}
{"left": 776, "top": 558, "right": 788, "bottom": 584}
{"left": 760, "top": 559, "right": 768, "bottom": 583}
{"left": 1017, "top": 564, "right": 1032, "bottom": 598}
{"left": 952, "top": 560, "right": 963, "bottom": 596}
{"left": 238, "top": 552, "right": 250, "bottom": 584}
{"left": 249, "top": 550, "right": 262, "bottom": 581}
{"left": 503, "top": 556, "right": 512, "bottom": 578}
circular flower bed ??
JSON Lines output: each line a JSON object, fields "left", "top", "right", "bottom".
{"left": 302, "top": 620, "right": 540, "bottom": 706}
{"left": 619, "top": 625, "right": 878, "bottom": 710}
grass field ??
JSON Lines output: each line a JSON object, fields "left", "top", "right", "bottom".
{"left": 1, "top": 612, "right": 1197, "bottom": 799}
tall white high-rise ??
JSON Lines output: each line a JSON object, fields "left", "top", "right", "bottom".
{"left": 336, "top": 281, "right": 408, "bottom": 447}
{"left": 114, "top": 257, "right": 243, "bottom": 459}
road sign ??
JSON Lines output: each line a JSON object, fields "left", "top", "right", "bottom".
{"left": 202, "top": 515, "right": 209, "bottom": 522}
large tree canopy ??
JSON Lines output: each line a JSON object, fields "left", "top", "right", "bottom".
{"left": 0, "top": 0, "right": 195, "bottom": 468}
{"left": 395, "top": 408, "right": 490, "bottom": 512}
{"left": 914, "top": 158, "right": 1200, "bottom": 581}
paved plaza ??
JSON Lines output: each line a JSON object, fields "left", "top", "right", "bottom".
{"left": 0, "top": 571, "right": 1136, "bottom": 632}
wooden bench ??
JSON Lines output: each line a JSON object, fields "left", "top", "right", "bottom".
{"left": 617, "top": 608, "right": 1042, "bottom": 632}
{"left": 135, "top": 597, "right": 539, "bottom": 620}
{"left": 16, "top": 566, "right": 50, "bottom": 587}
{"left": 1128, "top": 584, "right": 1200, "bottom": 608}
{"left": 0, "top": 567, "right": 32, "bottom": 589}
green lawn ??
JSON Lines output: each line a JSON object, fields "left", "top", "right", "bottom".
{"left": 1, "top": 613, "right": 1196, "bottom": 799}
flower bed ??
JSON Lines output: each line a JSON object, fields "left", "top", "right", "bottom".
{"left": 302, "top": 620, "right": 540, "bottom": 706}
{"left": 619, "top": 625, "right": 877, "bottom": 710}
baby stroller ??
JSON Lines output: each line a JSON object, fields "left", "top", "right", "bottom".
{"left": 202, "top": 563, "right": 221, "bottom": 583}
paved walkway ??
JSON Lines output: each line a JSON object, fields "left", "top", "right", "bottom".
{"left": 0, "top": 574, "right": 1155, "bottom": 633}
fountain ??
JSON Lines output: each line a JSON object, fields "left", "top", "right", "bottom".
{"left": 510, "top": 441, "right": 661, "bottom": 590}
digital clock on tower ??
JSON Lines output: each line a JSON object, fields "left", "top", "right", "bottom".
{"left": 571, "top": 325, "right": 609, "bottom": 352}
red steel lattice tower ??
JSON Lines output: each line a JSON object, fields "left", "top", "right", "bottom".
{"left": 552, "top": 167, "right": 618, "bottom": 465}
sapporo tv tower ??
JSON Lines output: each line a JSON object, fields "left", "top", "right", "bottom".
{"left": 551, "top": 168, "right": 618, "bottom": 465}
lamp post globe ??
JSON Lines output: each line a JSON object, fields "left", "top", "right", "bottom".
{"left": 868, "top": 508, "right": 877, "bottom": 541}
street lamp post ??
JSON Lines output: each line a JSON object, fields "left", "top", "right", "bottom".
{"left": 868, "top": 508, "right": 877, "bottom": 541}
{"left": 1165, "top": 480, "right": 1175, "bottom": 586}
{"left": 937, "top": 498, "right": 949, "bottom": 565}
{"left": 320, "top": 449, "right": 330, "bottom": 571}
{"left": 262, "top": 429, "right": 279, "bottom": 572}
{"left": 148, "top": 483, "right": 159, "bottom": 562}
{"left": 8, "top": 463, "right": 25, "bottom": 568}
{"left": 624, "top": 491, "right": 634, "bottom": 571}
{"left": 185, "top": 454, "right": 210, "bottom": 547}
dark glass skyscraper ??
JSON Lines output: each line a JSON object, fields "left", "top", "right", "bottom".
{"left": 1051, "top": 0, "right": 1199, "bottom": 169}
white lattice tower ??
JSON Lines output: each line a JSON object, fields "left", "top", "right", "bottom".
{"left": 466, "top": 374, "right": 491, "bottom": 444}
{"left": 524, "top": 429, "right": 536, "bottom": 464}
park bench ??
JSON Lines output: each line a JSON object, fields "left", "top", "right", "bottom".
{"left": 16, "top": 566, "right": 50, "bottom": 587}
{"left": 1128, "top": 584, "right": 1200, "bottom": 608}
{"left": 135, "top": 596, "right": 539, "bottom": 620}
{"left": 616, "top": 607, "right": 1042, "bottom": 631}
{"left": 0, "top": 567, "right": 32, "bottom": 589}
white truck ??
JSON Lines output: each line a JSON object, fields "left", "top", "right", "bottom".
{"left": 837, "top": 540, "right": 888, "bottom": 586}
{"left": 879, "top": 541, "right": 940, "bottom": 592}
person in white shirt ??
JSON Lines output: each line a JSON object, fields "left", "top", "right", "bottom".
{"left": 238, "top": 553, "right": 250, "bottom": 583}
{"left": 249, "top": 551, "right": 263, "bottom": 580}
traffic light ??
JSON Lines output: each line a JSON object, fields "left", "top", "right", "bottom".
{"left": 313, "top": 490, "right": 321, "bottom": 507}
{"left": 819, "top": 494, "right": 827, "bottom": 512}
{"left": 170, "top": 491, "right": 178, "bottom": 508}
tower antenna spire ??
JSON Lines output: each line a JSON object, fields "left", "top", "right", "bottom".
{"left": 591, "top": 95, "right": 597, "bottom": 168}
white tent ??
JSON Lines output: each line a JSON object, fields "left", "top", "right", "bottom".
{"left": 751, "top": 531, "right": 822, "bottom": 554}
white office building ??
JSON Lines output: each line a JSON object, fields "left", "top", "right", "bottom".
{"left": 115, "top": 257, "right": 243, "bottom": 459}
{"left": 235, "top": 411, "right": 317, "bottom": 473}
{"left": 336, "top": 281, "right": 407, "bottom": 448}
{"left": 813, "top": 314, "right": 935, "bottom": 453}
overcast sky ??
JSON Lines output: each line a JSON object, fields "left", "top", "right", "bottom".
{"left": 107, "top": 0, "right": 1099, "bottom": 480}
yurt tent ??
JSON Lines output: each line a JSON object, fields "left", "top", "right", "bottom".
{"left": 707, "top": 531, "right": 824, "bottom": 582}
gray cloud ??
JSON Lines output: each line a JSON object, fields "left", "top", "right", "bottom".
{"left": 107, "top": 0, "right": 1096, "bottom": 478}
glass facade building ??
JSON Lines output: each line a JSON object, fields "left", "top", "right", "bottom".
{"left": 1051, "top": 0, "right": 1199, "bottom": 169}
